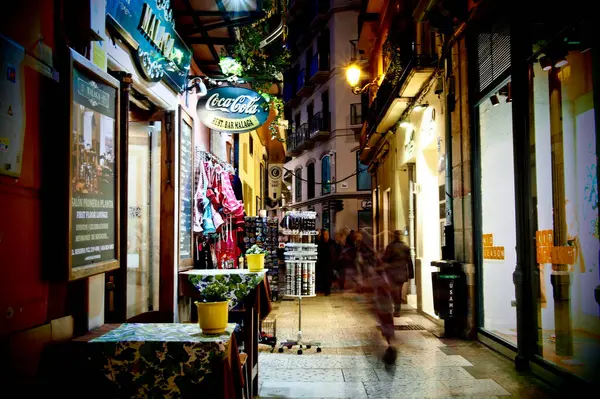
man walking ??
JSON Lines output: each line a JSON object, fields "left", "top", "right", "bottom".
{"left": 381, "top": 230, "right": 414, "bottom": 317}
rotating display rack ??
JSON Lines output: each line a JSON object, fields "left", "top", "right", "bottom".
{"left": 278, "top": 212, "right": 321, "bottom": 355}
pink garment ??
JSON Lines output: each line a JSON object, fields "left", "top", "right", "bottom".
{"left": 205, "top": 161, "right": 225, "bottom": 232}
{"left": 217, "top": 169, "right": 244, "bottom": 216}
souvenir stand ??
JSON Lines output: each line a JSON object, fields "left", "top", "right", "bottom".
{"left": 244, "top": 215, "right": 280, "bottom": 300}
{"left": 278, "top": 211, "right": 321, "bottom": 355}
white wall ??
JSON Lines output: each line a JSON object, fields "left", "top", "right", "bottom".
{"left": 479, "top": 88, "right": 518, "bottom": 338}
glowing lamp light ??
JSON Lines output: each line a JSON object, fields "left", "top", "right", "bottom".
{"left": 346, "top": 64, "right": 362, "bottom": 88}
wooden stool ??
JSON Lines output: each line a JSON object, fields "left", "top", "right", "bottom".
{"left": 239, "top": 353, "right": 250, "bottom": 399}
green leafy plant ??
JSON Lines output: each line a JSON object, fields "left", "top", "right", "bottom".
{"left": 246, "top": 244, "right": 269, "bottom": 255}
{"left": 218, "top": 0, "right": 289, "bottom": 141}
{"left": 198, "top": 280, "right": 230, "bottom": 302}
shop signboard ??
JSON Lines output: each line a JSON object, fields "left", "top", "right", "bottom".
{"left": 197, "top": 87, "right": 270, "bottom": 133}
{"left": 268, "top": 163, "right": 283, "bottom": 201}
{"left": 105, "top": 0, "right": 192, "bottom": 92}
{"left": 68, "top": 49, "right": 120, "bottom": 280}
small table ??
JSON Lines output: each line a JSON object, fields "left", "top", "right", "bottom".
{"left": 78, "top": 323, "right": 242, "bottom": 399}
{"left": 179, "top": 269, "right": 272, "bottom": 397}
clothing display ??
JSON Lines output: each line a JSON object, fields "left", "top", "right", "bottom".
{"left": 193, "top": 149, "right": 245, "bottom": 269}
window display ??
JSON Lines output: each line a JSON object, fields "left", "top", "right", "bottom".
{"left": 478, "top": 81, "right": 518, "bottom": 346}
{"left": 532, "top": 50, "right": 599, "bottom": 383}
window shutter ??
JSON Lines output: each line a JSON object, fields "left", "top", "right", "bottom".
{"left": 476, "top": 23, "right": 511, "bottom": 94}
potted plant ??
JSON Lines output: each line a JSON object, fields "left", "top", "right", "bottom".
{"left": 195, "top": 280, "right": 230, "bottom": 334}
{"left": 245, "top": 244, "right": 269, "bottom": 272}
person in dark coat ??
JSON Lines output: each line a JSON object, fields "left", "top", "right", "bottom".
{"left": 316, "top": 229, "right": 335, "bottom": 295}
{"left": 381, "top": 230, "right": 414, "bottom": 317}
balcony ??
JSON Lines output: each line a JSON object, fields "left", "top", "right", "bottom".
{"left": 360, "top": 53, "right": 437, "bottom": 163}
{"left": 308, "top": 111, "right": 330, "bottom": 141}
{"left": 286, "top": 123, "right": 311, "bottom": 156}
{"left": 296, "top": 68, "right": 314, "bottom": 97}
{"left": 308, "top": 51, "right": 330, "bottom": 84}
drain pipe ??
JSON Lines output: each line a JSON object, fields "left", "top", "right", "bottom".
{"left": 443, "top": 47, "right": 454, "bottom": 260}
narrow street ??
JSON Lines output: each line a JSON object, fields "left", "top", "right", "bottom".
{"left": 258, "top": 294, "right": 560, "bottom": 398}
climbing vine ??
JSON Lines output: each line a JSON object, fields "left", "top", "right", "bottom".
{"left": 218, "top": 0, "right": 290, "bottom": 141}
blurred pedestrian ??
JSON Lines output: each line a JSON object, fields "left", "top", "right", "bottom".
{"left": 381, "top": 230, "right": 414, "bottom": 317}
{"left": 316, "top": 229, "right": 334, "bottom": 295}
{"left": 332, "top": 230, "right": 348, "bottom": 291}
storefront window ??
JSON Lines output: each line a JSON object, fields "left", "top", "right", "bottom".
{"left": 478, "top": 81, "right": 519, "bottom": 346}
{"left": 532, "top": 50, "right": 599, "bottom": 383}
{"left": 307, "top": 162, "right": 315, "bottom": 199}
{"left": 295, "top": 167, "right": 302, "bottom": 202}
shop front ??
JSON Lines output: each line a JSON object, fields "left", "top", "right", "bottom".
{"left": 471, "top": 15, "right": 599, "bottom": 387}
{"left": 395, "top": 86, "right": 446, "bottom": 318}
{"left": 100, "top": 0, "right": 193, "bottom": 323}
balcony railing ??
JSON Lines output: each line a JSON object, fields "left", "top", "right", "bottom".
{"left": 296, "top": 68, "right": 314, "bottom": 96}
{"left": 308, "top": 51, "right": 330, "bottom": 84}
{"left": 308, "top": 111, "right": 330, "bottom": 140}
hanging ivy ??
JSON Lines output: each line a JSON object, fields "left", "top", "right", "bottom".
{"left": 218, "top": 0, "right": 290, "bottom": 141}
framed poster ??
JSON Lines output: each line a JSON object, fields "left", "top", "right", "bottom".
{"left": 68, "top": 49, "right": 120, "bottom": 280}
{"left": 178, "top": 105, "right": 194, "bottom": 269}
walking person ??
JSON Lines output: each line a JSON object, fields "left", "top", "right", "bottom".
{"left": 381, "top": 230, "right": 414, "bottom": 317}
{"left": 331, "top": 230, "right": 347, "bottom": 291}
{"left": 316, "top": 229, "right": 334, "bottom": 295}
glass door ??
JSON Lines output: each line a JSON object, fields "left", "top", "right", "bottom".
{"left": 126, "top": 121, "right": 161, "bottom": 319}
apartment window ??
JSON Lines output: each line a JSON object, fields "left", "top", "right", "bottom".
{"left": 307, "top": 102, "right": 314, "bottom": 130}
{"left": 294, "top": 113, "right": 301, "bottom": 130}
{"left": 321, "top": 155, "right": 331, "bottom": 195}
{"left": 357, "top": 152, "right": 371, "bottom": 190}
{"left": 350, "top": 103, "right": 363, "bottom": 125}
{"left": 249, "top": 135, "right": 254, "bottom": 156}
{"left": 307, "top": 162, "right": 315, "bottom": 199}
{"left": 295, "top": 167, "right": 302, "bottom": 202}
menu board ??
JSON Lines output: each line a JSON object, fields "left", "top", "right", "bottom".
{"left": 179, "top": 117, "right": 193, "bottom": 263}
{"left": 70, "top": 65, "right": 118, "bottom": 269}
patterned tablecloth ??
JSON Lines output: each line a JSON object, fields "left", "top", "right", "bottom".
{"left": 184, "top": 269, "right": 266, "bottom": 309}
{"left": 87, "top": 323, "right": 238, "bottom": 398}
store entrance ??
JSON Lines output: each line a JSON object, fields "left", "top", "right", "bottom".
{"left": 105, "top": 98, "right": 171, "bottom": 323}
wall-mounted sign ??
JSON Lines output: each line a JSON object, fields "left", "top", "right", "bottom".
{"left": 197, "top": 87, "right": 270, "bottom": 133}
{"left": 268, "top": 164, "right": 283, "bottom": 201}
{"left": 482, "top": 234, "right": 505, "bottom": 260}
{"left": 68, "top": 49, "right": 120, "bottom": 280}
{"left": 105, "top": 0, "right": 192, "bottom": 92}
{"left": 361, "top": 199, "right": 372, "bottom": 210}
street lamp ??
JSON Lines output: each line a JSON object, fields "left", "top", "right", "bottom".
{"left": 345, "top": 63, "right": 379, "bottom": 95}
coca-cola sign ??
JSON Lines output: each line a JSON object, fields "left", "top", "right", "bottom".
{"left": 197, "top": 87, "right": 270, "bottom": 133}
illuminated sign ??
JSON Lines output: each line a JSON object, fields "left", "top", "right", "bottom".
{"left": 197, "top": 87, "right": 270, "bottom": 133}
{"left": 105, "top": 0, "right": 192, "bottom": 92}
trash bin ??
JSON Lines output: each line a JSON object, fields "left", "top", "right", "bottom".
{"left": 431, "top": 260, "right": 466, "bottom": 337}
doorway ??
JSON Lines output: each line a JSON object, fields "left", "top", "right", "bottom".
{"left": 126, "top": 120, "right": 161, "bottom": 319}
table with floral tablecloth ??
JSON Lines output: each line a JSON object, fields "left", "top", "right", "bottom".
{"left": 83, "top": 323, "right": 242, "bottom": 399}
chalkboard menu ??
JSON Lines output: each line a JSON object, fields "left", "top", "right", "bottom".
{"left": 179, "top": 109, "right": 193, "bottom": 267}
{"left": 68, "top": 49, "right": 120, "bottom": 280}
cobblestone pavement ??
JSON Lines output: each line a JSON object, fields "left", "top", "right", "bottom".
{"left": 257, "top": 294, "right": 560, "bottom": 398}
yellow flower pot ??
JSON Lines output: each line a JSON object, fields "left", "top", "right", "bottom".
{"left": 246, "top": 253, "right": 265, "bottom": 272}
{"left": 195, "top": 300, "right": 229, "bottom": 334}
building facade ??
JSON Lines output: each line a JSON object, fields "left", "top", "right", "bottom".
{"left": 356, "top": 0, "right": 599, "bottom": 390}
{"left": 284, "top": 0, "right": 373, "bottom": 237}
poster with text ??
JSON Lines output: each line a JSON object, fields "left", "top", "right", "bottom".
{"left": 0, "top": 35, "right": 25, "bottom": 177}
{"left": 70, "top": 66, "right": 117, "bottom": 268}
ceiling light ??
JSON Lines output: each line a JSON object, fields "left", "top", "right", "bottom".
{"left": 400, "top": 121, "right": 412, "bottom": 129}
{"left": 539, "top": 56, "right": 552, "bottom": 71}
{"left": 490, "top": 95, "right": 500, "bottom": 107}
{"left": 554, "top": 56, "right": 568, "bottom": 68}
